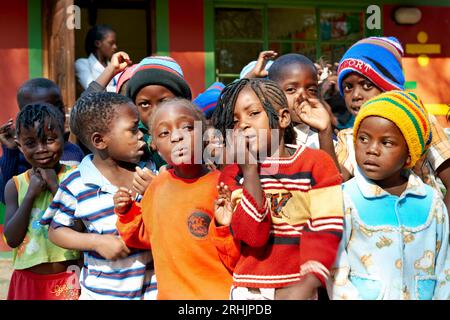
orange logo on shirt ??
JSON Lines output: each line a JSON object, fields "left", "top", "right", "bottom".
{"left": 187, "top": 212, "right": 212, "bottom": 238}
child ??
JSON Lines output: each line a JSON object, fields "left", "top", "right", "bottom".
{"left": 327, "top": 91, "right": 450, "bottom": 300}
{"left": 335, "top": 36, "right": 450, "bottom": 210}
{"left": 0, "top": 78, "right": 85, "bottom": 204}
{"left": 126, "top": 56, "right": 192, "bottom": 171}
{"left": 211, "top": 78, "right": 344, "bottom": 300}
{"left": 3, "top": 103, "right": 80, "bottom": 300}
{"left": 40, "top": 92, "right": 155, "bottom": 300}
{"left": 114, "top": 98, "right": 234, "bottom": 299}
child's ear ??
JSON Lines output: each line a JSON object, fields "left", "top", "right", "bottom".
{"left": 91, "top": 132, "right": 107, "bottom": 150}
{"left": 406, "top": 155, "right": 411, "bottom": 166}
{"left": 278, "top": 108, "right": 291, "bottom": 129}
{"left": 94, "top": 39, "right": 102, "bottom": 49}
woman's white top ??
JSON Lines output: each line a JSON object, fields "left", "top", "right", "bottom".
{"left": 75, "top": 53, "right": 118, "bottom": 92}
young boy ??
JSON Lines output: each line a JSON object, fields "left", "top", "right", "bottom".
{"left": 114, "top": 99, "right": 234, "bottom": 299}
{"left": 40, "top": 92, "right": 155, "bottom": 300}
{"left": 0, "top": 78, "right": 85, "bottom": 204}
{"left": 327, "top": 91, "right": 450, "bottom": 300}
{"left": 335, "top": 36, "right": 450, "bottom": 210}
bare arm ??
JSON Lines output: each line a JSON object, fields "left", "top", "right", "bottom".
{"left": 4, "top": 173, "right": 45, "bottom": 248}
{"left": 48, "top": 226, "right": 130, "bottom": 261}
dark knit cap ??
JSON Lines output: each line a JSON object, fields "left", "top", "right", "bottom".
{"left": 126, "top": 56, "right": 192, "bottom": 101}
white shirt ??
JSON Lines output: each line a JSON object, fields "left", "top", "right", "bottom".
{"left": 75, "top": 53, "right": 118, "bottom": 92}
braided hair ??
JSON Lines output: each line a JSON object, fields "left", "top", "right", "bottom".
{"left": 70, "top": 92, "right": 133, "bottom": 149}
{"left": 211, "top": 78, "right": 296, "bottom": 145}
{"left": 16, "top": 103, "right": 65, "bottom": 141}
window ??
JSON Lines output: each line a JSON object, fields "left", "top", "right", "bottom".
{"left": 214, "top": 5, "right": 367, "bottom": 83}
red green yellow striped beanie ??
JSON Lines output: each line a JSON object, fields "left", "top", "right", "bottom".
{"left": 353, "top": 90, "right": 432, "bottom": 168}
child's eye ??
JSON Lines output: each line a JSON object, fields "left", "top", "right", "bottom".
{"left": 249, "top": 111, "right": 260, "bottom": 117}
{"left": 343, "top": 83, "right": 352, "bottom": 92}
{"left": 285, "top": 87, "right": 296, "bottom": 94}
{"left": 308, "top": 88, "right": 318, "bottom": 96}
{"left": 138, "top": 102, "right": 150, "bottom": 108}
{"left": 158, "top": 131, "right": 169, "bottom": 138}
{"left": 363, "top": 82, "right": 374, "bottom": 90}
{"left": 46, "top": 138, "right": 55, "bottom": 143}
{"left": 182, "top": 125, "right": 194, "bottom": 131}
{"left": 358, "top": 135, "right": 368, "bottom": 143}
{"left": 383, "top": 140, "right": 394, "bottom": 147}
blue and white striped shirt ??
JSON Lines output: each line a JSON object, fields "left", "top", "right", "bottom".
{"left": 41, "top": 155, "right": 157, "bottom": 300}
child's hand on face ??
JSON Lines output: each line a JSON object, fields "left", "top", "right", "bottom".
{"left": 230, "top": 130, "right": 258, "bottom": 173}
{"left": 0, "top": 119, "right": 18, "bottom": 150}
{"left": 28, "top": 169, "right": 47, "bottom": 198}
{"left": 110, "top": 51, "right": 132, "bottom": 75}
{"left": 94, "top": 234, "right": 131, "bottom": 261}
{"left": 275, "top": 274, "right": 321, "bottom": 300}
{"left": 36, "top": 168, "right": 59, "bottom": 195}
{"left": 113, "top": 187, "right": 134, "bottom": 215}
{"left": 244, "top": 50, "right": 278, "bottom": 78}
{"left": 214, "top": 182, "right": 234, "bottom": 226}
{"left": 295, "top": 93, "right": 332, "bottom": 132}
{"left": 133, "top": 167, "right": 156, "bottom": 195}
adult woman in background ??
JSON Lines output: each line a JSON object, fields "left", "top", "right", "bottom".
{"left": 75, "top": 24, "right": 118, "bottom": 92}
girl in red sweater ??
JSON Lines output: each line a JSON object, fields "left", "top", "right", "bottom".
{"left": 212, "top": 78, "right": 344, "bottom": 300}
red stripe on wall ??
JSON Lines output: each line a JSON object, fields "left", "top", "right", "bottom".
{"left": 168, "top": 0, "right": 205, "bottom": 98}
{"left": 0, "top": 1, "right": 29, "bottom": 147}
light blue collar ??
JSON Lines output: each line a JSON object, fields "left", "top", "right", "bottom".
{"left": 78, "top": 154, "right": 118, "bottom": 195}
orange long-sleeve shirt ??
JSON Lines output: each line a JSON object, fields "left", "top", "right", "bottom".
{"left": 116, "top": 169, "right": 234, "bottom": 300}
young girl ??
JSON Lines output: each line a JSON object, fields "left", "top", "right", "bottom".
{"left": 327, "top": 91, "right": 450, "bottom": 300}
{"left": 211, "top": 78, "right": 344, "bottom": 300}
{"left": 114, "top": 98, "right": 235, "bottom": 299}
{"left": 4, "top": 104, "right": 80, "bottom": 300}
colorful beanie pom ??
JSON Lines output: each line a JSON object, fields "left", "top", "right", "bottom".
{"left": 116, "top": 64, "right": 138, "bottom": 93}
{"left": 126, "top": 56, "right": 192, "bottom": 101}
{"left": 353, "top": 90, "right": 432, "bottom": 168}
{"left": 193, "top": 82, "right": 225, "bottom": 119}
{"left": 338, "top": 37, "right": 405, "bottom": 95}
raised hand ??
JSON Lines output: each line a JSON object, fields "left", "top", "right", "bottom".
{"left": 27, "top": 169, "right": 47, "bottom": 199}
{"left": 133, "top": 166, "right": 156, "bottom": 195}
{"left": 295, "top": 93, "right": 332, "bottom": 132}
{"left": 110, "top": 51, "right": 132, "bottom": 75}
{"left": 0, "top": 119, "right": 18, "bottom": 149}
{"left": 36, "top": 168, "right": 59, "bottom": 195}
{"left": 94, "top": 234, "right": 131, "bottom": 260}
{"left": 214, "top": 182, "right": 234, "bottom": 226}
{"left": 243, "top": 50, "right": 278, "bottom": 78}
{"left": 113, "top": 187, "right": 134, "bottom": 215}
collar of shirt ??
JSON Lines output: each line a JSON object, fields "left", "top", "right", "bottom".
{"left": 354, "top": 165, "right": 427, "bottom": 199}
{"left": 78, "top": 154, "right": 118, "bottom": 195}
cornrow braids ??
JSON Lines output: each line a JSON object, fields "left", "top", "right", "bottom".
{"left": 211, "top": 78, "right": 296, "bottom": 145}
{"left": 16, "top": 103, "right": 65, "bottom": 141}
{"left": 70, "top": 92, "right": 133, "bottom": 148}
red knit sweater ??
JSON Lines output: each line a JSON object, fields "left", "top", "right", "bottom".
{"left": 216, "top": 145, "right": 344, "bottom": 288}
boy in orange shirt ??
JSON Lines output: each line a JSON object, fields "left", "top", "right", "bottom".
{"left": 113, "top": 98, "right": 235, "bottom": 299}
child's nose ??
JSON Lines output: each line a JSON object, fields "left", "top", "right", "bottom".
{"left": 170, "top": 128, "right": 183, "bottom": 142}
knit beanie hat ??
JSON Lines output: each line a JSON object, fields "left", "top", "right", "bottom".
{"left": 126, "top": 56, "right": 192, "bottom": 101}
{"left": 116, "top": 64, "right": 138, "bottom": 93}
{"left": 337, "top": 37, "right": 405, "bottom": 95}
{"left": 353, "top": 90, "right": 432, "bottom": 168}
{"left": 193, "top": 82, "right": 225, "bottom": 119}
{"left": 239, "top": 60, "right": 273, "bottom": 79}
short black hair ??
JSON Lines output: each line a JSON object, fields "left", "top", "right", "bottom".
{"left": 211, "top": 78, "right": 296, "bottom": 144}
{"left": 17, "top": 78, "right": 63, "bottom": 113}
{"left": 85, "top": 24, "right": 115, "bottom": 55}
{"left": 268, "top": 53, "right": 317, "bottom": 83}
{"left": 70, "top": 92, "right": 133, "bottom": 149}
{"left": 149, "top": 98, "right": 206, "bottom": 136}
{"left": 16, "top": 103, "right": 65, "bottom": 141}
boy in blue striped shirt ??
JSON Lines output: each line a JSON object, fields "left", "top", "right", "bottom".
{"left": 41, "top": 92, "right": 155, "bottom": 300}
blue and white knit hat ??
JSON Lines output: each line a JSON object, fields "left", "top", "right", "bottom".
{"left": 337, "top": 37, "right": 405, "bottom": 95}
{"left": 193, "top": 82, "right": 225, "bottom": 119}
{"left": 126, "top": 56, "right": 192, "bottom": 101}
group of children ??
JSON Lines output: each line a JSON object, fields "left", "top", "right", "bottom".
{"left": 1, "top": 35, "right": 450, "bottom": 300}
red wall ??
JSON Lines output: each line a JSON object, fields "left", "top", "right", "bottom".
{"left": 168, "top": 0, "right": 205, "bottom": 98}
{"left": 0, "top": 1, "right": 29, "bottom": 132}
